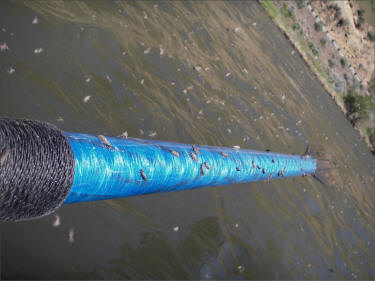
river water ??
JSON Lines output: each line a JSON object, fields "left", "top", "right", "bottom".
{"left": 1, "top": 1, "right": 374, "bottom": 279}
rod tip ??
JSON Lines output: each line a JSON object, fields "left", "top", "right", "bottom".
{"left": 305, "top": 143, "right": 342, "bottom": 188}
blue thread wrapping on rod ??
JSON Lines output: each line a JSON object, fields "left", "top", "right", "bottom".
{"left": 63, "top": 132, "right": 317, "bottom": 204}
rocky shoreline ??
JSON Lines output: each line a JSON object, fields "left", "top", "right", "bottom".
{"left": 260, "top": 0, "right": 375, "bottom": 153}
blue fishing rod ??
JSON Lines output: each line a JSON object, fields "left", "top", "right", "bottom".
{"left": 0, "top": 118, "right": 335, "bottom": 222}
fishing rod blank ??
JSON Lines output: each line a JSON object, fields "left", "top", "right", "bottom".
{"left": 0, "top": 118, "right": 336, "bottom": 222}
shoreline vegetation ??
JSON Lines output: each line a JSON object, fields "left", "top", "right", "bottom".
{"left": 260, "top": 0, "right": 375, "bottom": 154}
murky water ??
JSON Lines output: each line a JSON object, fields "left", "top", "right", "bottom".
{"left": 1, "top": 1, "right": 375, "bottom": 279}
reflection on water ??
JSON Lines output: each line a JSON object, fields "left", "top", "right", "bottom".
{"left": 1, "top": 1, "right": 374, "bottom": 279}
